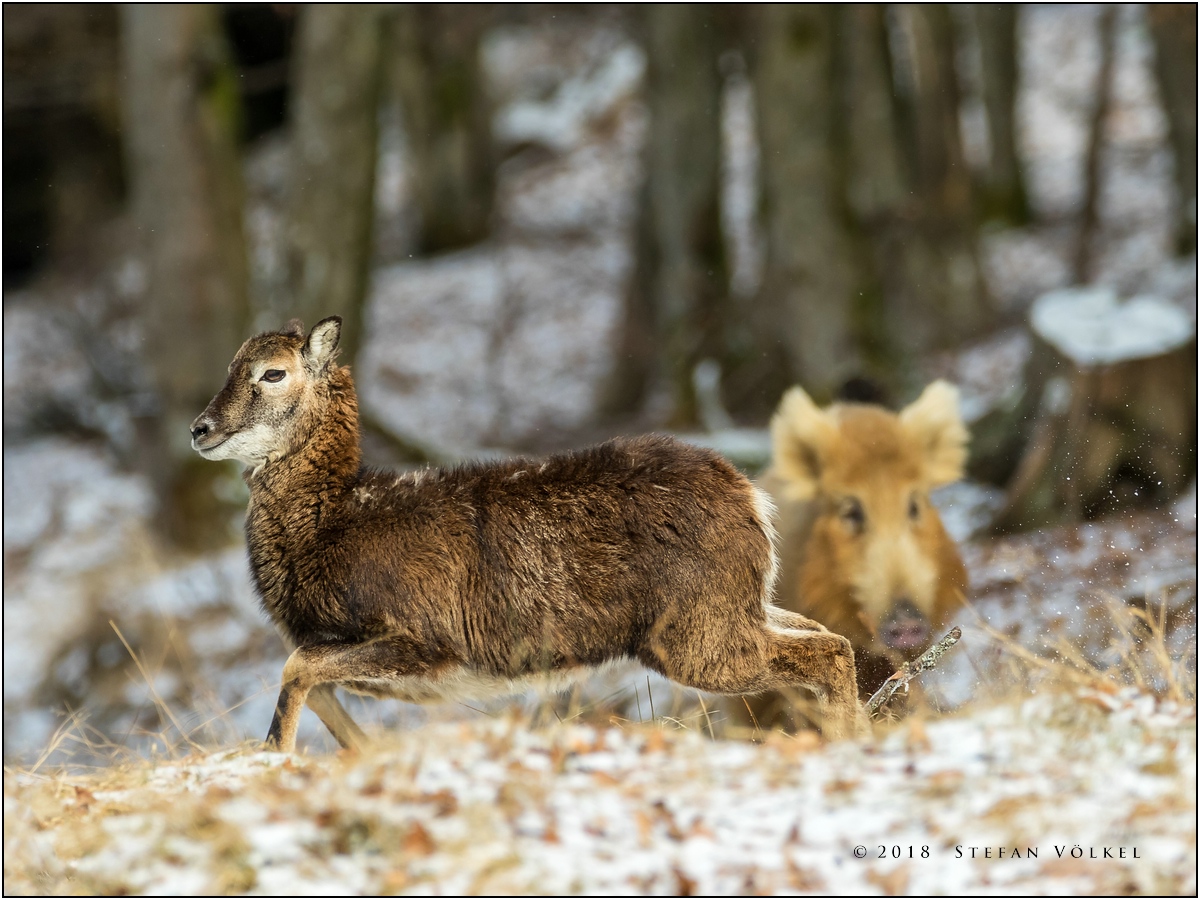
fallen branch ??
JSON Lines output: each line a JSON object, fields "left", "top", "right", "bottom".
{"left": 866, "top": 626, "right": 963, "bottom": 718}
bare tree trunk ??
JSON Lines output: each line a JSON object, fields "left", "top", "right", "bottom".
{"left": 602, "top": 169, "right": 659, "bottom": 420}
{"left": 390, "top": 5, "right": 494, "bottom": 254}
{"left": 285, "top": 4, "right": 386, "bottom": 366}
{"left": 617, "top": 5, "right": 727, "bottom": 426}
{"left": 1147, "top": 4, "right": 1198, "bottom": 255}
{"left": 1073, "top": 6, "right": 1118, "bottom": 284}
{"left": 723, "top": 5, "right": 990, "bottom": 414}
{"left": 887, "top": 5, "right": 990, "bottom": 352}
{"left": 120, "top": 5, "right": 250, "bottom": 548}
{"left": 837, "top": 4, "right": 909, "bottom": 384}
{"left": 3, "top": 5, "right": 125, "bottom": 274}
{"left": 735, "top": 5, "right": 864, "bottom": 410}
{"left": 974, "top": 4, "right": 1030, "bottom": 225}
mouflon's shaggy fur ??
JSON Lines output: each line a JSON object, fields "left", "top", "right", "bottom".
{"left": 191, "top": 318, "right": 861, "bottom": 751}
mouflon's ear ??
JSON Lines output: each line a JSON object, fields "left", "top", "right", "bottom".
{"left": 282, "top": 318, "right": 305, "bottom": 338}
{"left": 302, "top": 316, "right": 342, "bottom": 372}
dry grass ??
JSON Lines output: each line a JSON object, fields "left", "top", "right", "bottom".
{"left": 962, "top": 587, "right": 1196, "bottom": 706}
{"left": 6, "top": 565, "right": 1195, "bottom": 895}
{"left": 6, "top": 677, "right": 1194, "bottom": 896}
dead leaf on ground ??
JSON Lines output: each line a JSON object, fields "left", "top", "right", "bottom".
{"left": 403, "top": 821, "right": 436, "bottom": 856}
{"left": 642, "top": 730, "right": 667, "bottom": 754}
{"left": 673, "top": 866, "right": 697, "bottom": 896}
{"left": 867, "top": 864, "right": 910, "bottom": 896}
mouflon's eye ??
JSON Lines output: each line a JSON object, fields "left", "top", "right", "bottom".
{"left": 261, "top": 370, "right": 286, "bottom": 383}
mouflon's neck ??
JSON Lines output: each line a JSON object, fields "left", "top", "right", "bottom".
{"left": 247, "top": 364, "right": 363, "bottom": 504}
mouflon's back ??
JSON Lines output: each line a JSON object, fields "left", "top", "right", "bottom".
{"left": 268, "top": 433, "right": 777, "bottom": 675}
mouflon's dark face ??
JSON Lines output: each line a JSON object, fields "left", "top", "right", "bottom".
{"left": 190, "top": 317, "right": 341, "bottom": 468}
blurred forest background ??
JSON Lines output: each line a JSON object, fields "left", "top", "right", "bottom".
{"left": 3, "top": 4, "right": 1197, "bottom": 763}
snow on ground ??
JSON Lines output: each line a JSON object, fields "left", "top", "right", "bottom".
{"left": 926, "top": 497, "right": 1197, "bottom": 711}
{"left": 5, "top": 689, "right": 1194, "bottom": 896}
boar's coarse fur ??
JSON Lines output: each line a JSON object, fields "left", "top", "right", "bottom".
{"left": 190, "top": 318, "right": 862, "bottom": 750}
{"left": 740, "top": 382, "right": 969, "bottom": 730}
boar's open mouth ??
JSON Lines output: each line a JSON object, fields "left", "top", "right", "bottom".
{"left": 881, "top": 599, "right": 930, "bottom": 652}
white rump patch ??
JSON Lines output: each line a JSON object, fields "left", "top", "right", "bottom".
{"left": 749, "top": 484, "right": 780, "bottom": 608}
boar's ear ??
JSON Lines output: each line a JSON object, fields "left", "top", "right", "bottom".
{"left": 303, "top": 316, "right": 342, "bottom": 373}
{"left": 770, "top": 386, "right": 837, "bottom": 501}
{"left": 900, "top": 380, "right": 968, "bottom": 487}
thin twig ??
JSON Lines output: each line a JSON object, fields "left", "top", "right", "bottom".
{"left": 866, "top": 626, "right": 963, "bottom": 717}
{"left": 27, "top": 708, "right": 88, "bottom": 775}
{"left": 741, "top": 696, "right": 762, "bottom": 740}
{"left": 696, "top": 693, "right": 715, "bottom": 737}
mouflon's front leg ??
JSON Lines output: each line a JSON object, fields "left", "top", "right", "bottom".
{"left": 266, "top": 636, "right": 454, "bottom": 752}
{"left": 305, "top": 684, "right": 368, "bottom": 751}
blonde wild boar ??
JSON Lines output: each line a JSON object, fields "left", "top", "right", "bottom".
{"left": 757, "top": 381, "right": 970, "bottom": 715}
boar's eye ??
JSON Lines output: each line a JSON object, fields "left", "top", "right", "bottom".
{"left": 261, "top": 370, "right": 286, "bottom": 384}
{"left": 908, "top": 494, "right": 920, "bottom": 521}
{"left": 840, "top": 497, "right": 866, "bottom": 533}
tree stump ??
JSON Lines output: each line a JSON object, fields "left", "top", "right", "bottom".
{"left": 994, "top": 288, "right": 1196, "bottom": 531}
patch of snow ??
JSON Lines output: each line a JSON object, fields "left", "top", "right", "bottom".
{"left": 931, "top": 480, "right": 1006, "bottom": 543}
{"left": 6, "top": 693, "right": 1193, "bottom": 895}
{"left": 928, "top": 328, "right": 1031, "bottom": 424}
{"left": 1031, "top": 287, "right": 1194, "bottom": 366}
{"left": 492, "top": 33, "right": 644, "bottom": 154}
{"left": 2, "top": 301, "right": 97, "bottom": 438}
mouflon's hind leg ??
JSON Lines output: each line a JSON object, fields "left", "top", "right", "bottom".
{"left": 305, "top": 684, "right": 368, "bottom": 751}
{"left": 642, "top": 606, "right": 862, "bottom": 740}
{"left": 763, "top": 628, "right": 862, "bottom": 740}
{"left": 266, "top": 637, "right": 454, "bottom": 752}
{"left": 766, "top": 605, "right": 829, "bottom": 633}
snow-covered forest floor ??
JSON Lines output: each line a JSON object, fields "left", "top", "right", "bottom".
{"left": 3, "top": 7, "right": 1197, "bottom": 895}
{"left": 5, "top": 687, "right": 1196, "bottom": 895}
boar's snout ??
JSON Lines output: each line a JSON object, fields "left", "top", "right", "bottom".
{"left": 881, "top": 598, "right": 930, "bottom": 652}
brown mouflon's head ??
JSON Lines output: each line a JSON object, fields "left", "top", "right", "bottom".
{"left": 190, "top": 317, "right": 342, "bottom": 468}
{"left": 770, "top": 381, "right": 968, "bottom": 655}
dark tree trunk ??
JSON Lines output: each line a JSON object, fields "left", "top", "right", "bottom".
{"left": 837, "top": 4, "right": 911, "bottom": 384}
{"left": 610, "top": 5, "right": 727, "bottom": 426}
{"left": 1073, "top": 6, "right": 1118, "bottom": 284}
{"left": 1147, "top": 4, "right": 1198, "bottom": 255}
{"left": 889, "top": 4, "right": 990, "bottom": 352}
{"left": 285, "top": 4, "right": 387, "bottom": 366}
{"left": 121, "top": 5, "right": 251, "bottom": 549}
{"left": 732, "top": 5, "right": 865, "bottom": 411}
{"left": 974, "top": 4, "right": 1030, "bottom": 225}
{"left": 726, "top": 5, "right": 991, "bottom": 414}
{"left": 3, "top": 5, "right": 124, "bottom": 280}
{"left": 390, "top": 5, "right": 495, "bottom": 254}
{"left": 603, "top": 169, "right": 659, "bottom": 421}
